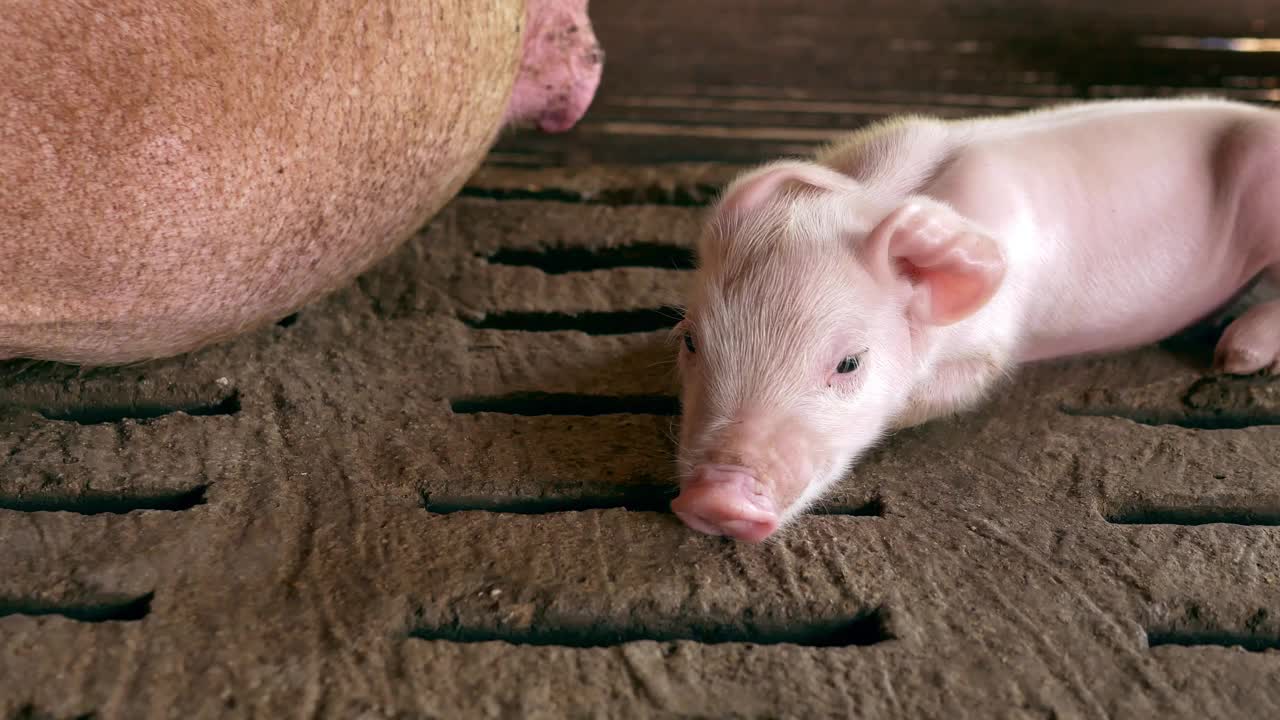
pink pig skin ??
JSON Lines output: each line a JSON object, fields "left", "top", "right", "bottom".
{"left": 503, "top": 0, "right": 603, "bottom": 133}
{"left": 671, "top": 98, "right": 1280, "bottom": 542}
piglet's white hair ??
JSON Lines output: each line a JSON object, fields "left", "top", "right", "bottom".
{"left": 700, "top": 160, "right": 892, "bottom": 281}
{"left": 690, "top": 177, "right": 893, "bottom": 419}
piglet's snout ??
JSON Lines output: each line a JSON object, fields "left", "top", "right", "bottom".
{"left": 671, "top": 464, "right": 779, "bottom": 542}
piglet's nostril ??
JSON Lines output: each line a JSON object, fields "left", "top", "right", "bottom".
{"left": 671, "top": 465, "right": 780, "bottom": 543}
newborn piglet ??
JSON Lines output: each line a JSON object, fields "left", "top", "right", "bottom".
{"left": 671, "top": 97, "right": 1280, "bottom": 541}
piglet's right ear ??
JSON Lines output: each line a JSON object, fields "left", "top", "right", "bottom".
{"left": 717, "top": 161, "right": 845, "bottom": 216}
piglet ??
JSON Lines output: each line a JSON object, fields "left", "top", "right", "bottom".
{"left": 671, "top": 97, "right": 1280, "bottom": 542}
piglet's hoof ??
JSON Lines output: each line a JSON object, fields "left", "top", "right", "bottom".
{"left": 1213, "top": 299, "right": 1280, "bottom": 376}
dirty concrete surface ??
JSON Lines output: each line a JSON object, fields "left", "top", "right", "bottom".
{"left": 3, "top": 1, "right": 1280, "bottom": 718}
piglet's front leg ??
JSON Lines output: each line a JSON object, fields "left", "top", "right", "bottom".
{"left": 890, "top": 354, "right": 1009, "bottom": 430}
{"left": 1213, "top": 265, "right": 1280, "bottom": 376}
{"left": 1214, "top": 298, "right": 1280, "bottom": 375}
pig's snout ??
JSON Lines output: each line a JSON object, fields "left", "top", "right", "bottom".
{"left": 671, "top": 464, "right": 780, "bottom": 543}
{"left": 503, "top": 0, "right": 603, "bottom": 133}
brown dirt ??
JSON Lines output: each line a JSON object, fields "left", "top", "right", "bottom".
{"left": 2, "top": 164, "right": 1279, "bottom": 719}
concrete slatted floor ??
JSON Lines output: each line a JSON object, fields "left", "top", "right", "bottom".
{"left": 2, "top": 165, "right": 1279, "bottom": 718}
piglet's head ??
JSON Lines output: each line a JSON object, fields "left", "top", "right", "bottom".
{"left": 671, "top": 160, "right": 1005, "bottom": 542}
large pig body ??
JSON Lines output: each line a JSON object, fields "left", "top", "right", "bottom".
{"left": 0, "top": 0, "right": 600, "bottom": 364}
{"left": 672, "top": 97, "right": 1280, "bottom": 542}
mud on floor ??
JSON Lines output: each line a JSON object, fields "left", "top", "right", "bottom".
{"left": 1, "top": 164, "right": 1279, "bottom": 719}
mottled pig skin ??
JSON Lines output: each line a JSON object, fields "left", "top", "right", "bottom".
{"left": 503, "top": 0, "right": 604, "bottom": 133}
{"left": 0, "top": 0, "right": 601, "bottom": 364}
{"left": 672, "top": 97, "right": 1280, "bottom": 542}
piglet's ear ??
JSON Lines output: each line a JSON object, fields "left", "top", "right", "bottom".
{"left": 717, "top": 161, "right": 845, "bottom": 216}
{"left": 865, "top": 199, "right": 1006, "bottom": 327}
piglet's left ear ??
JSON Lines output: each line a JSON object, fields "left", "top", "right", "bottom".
{"left": 865, "top": 198, "right": 1006, "bottom": 327}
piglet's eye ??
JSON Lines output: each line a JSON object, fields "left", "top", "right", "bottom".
{"left": 836, "top": 353, "right": 863, "bottom": 374}
{"left": 684, "top": 332, "right": 696, "bottom": 354}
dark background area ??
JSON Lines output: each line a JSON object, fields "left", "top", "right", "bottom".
{"left": 490, "top": 0, "right": 1280, "bottom": 166}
